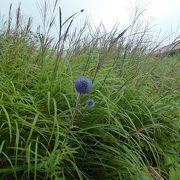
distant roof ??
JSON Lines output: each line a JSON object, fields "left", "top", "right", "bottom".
{"left": 153, "top": 40, "right": 180, "bottom": 56}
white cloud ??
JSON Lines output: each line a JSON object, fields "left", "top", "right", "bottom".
{"left": 92, "top": 0, "right": 180, "bottom": 36}
{"left": 92, "top": 0, "right": 130, "bottom": 28}
{"left": 0, "top": 0, "right": 180, "bottom": 37}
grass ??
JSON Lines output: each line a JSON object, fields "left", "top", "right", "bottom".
{"left": 0, "top": 1, "right": 180, "bottom": 180}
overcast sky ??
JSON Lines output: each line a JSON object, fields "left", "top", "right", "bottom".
{"left": 0, "top": 0, "right": 180, "bottom": 40}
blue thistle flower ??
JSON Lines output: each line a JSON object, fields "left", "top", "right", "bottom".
{"left": 75, "top": 76, "right": 92, "bottom": 94}
{"left": 85, "top": 99, "right": 95, "bottom": 108}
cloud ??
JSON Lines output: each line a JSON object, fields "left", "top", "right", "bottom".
{"left": 92, "top": 0, "right": 180, "bottom": 36}
{"left": 92, "top": 0, "right": 130, "bottom": 28}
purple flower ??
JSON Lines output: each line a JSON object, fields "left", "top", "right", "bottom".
{"left": 85, "top": 99, "right": 95, "bottom": 108}
{"left": 75, "top": 76, "right": 92, "bottom": 94}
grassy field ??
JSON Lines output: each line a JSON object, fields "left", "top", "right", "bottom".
{"left": 0, "top": 3, "right": 180, "bottom": 180}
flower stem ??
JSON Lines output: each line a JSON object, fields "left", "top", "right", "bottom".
{"left": 61, "top": 93, "right": 80, "bottom": 150}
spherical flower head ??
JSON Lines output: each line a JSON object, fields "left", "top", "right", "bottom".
{"left": 85, "top": 99, "right": 95, "bottom": 108}
{"left": 75, "top": 76, "right": 92, "bottom": 94}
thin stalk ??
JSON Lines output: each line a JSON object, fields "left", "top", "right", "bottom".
{"left": 60, "top": 93, "right": 81, "bottom": 151}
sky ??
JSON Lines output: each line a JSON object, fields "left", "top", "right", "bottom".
{"left": 0, "top": 0, "right": 180, "bottom": 41}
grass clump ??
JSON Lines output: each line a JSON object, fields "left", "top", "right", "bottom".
{"left": 0, "top": 2, "right": 180, "bottom": 180}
